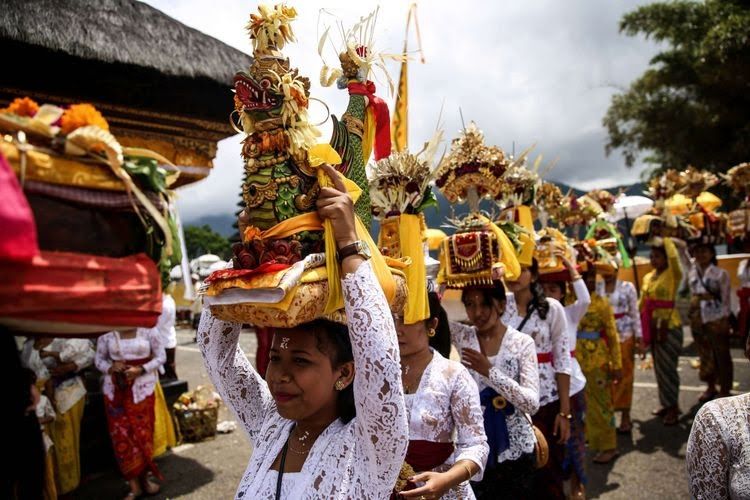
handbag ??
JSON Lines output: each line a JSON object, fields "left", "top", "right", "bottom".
{"left": 524, "top": 412, "right": 549, "bottom": 469}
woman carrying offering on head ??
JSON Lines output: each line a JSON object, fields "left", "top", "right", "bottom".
{"left": 639, "top": 236, "right": 685, "bottom": 426}
{"left": 198, "top": 165, "right": 408, "bottom": 499}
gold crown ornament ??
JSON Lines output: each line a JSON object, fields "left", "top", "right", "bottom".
{"left": 435, "top": 123, "right": 520, "bottom": 288}
{"left": 368, "top": 131, "right": 443, "bottom": 323}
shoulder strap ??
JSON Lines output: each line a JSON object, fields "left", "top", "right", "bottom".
{"left": 275, "top": 439, "right": 290, "bottom": 500}
{"left": 518, "top": 302, "right": 538, "bottom": 332}
{"left": 696, "top": 267, "right": 721, "bottom": 302}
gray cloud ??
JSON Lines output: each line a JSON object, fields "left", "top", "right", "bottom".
{"left": 142, "top": 0, "right": 659, "bottom": 222}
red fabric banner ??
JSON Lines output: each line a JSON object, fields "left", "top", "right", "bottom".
{"left": 348, "top": 81, "right": 392, "bottom": 160}
{"left": 0, "top": 251, "right": 161, "bottom": 334}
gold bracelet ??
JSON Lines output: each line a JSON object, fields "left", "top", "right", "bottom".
{"left": 461, "top": 463, "right": 473, "bottom": 483}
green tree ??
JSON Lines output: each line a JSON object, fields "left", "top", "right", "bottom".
{"left": 183, "top": 224, "right": 232, "bottom": 260}
{"left": 604, "top": 0, "right": 750, "bottom": 175}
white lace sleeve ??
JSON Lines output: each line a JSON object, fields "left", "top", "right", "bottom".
{"left": 61, "top": 339, "right": 95, "bottom": 371}
{"left": 94, "top": 334, "right": 112, "bottom": 374}
{"left": 342, "top": 261, "right": 408, "bottom": 486}
{"left": 144, "top": 329, "right": 167, "bottom": 373}
{"left": 687, "top": 403, "right": 730, "bottom": 499}
{"left": 198, "top": 308, "right": 275, "bottom": 444}
{"left": 449, "top": 320, "right": 476, "bottom": 352}
{"left": 21, "top": 340, "right": 50, "bottom": 381}
{"left": 548, "top": 299, "right": 571, "bottom": 375}
{"left": 450, "top": 366, "right": 489, "bottom": 477}
{"left": 484, "top": 335, "right": 539, "bottom": 414}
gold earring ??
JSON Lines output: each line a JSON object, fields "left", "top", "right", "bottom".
{"left": 335, "top": 380, "right": 345, "bottom": 391}
{"left": 428, "top": 328, "right": 436, "bottom": 338}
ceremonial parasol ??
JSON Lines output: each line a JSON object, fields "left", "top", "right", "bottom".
{"left": 611, "top": 195, "right": 654, "bottom": 294}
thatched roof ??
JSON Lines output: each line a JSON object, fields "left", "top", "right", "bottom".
{"left": 0, "top": 0, "right": 252, "bottom": 124}
{"left": 0, "top": 0, "right": 251, "bottom": 87}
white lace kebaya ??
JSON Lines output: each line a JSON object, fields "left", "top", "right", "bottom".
{"left": 687, "top": 393, "right": 750, "bottom": 499}
{"left": 22, "top": 338, "right": 95, "bottom": 414}
{"left": 502, "top": 295, "right": 571, "bottom": 406}
{"left": 95, "top": 329, "right": 166, "bottom": 404}
{"left": 688, "top": 263, "right": 732, "bottom": 323}
{"left": 404, "top": 350, "right": 489, "bottom": 499}
{"left": 596, "top": 279, "right": 642, "bottom": 341}
{"left": 450, "top": 322, "right": 540, "bottom": 463}
{"left": 198, "top": 261, "right": 408, "bottom": 499}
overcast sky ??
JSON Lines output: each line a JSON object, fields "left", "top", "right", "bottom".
{"left": 143, "top": 0, "right": 659, "bottom": 222}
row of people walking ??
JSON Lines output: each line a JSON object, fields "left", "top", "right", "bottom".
{"left": 199, "top": 182, "right": 745, "bottom": 499}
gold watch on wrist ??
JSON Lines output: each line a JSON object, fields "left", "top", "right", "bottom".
{"left": 337, "top": 240, "right": 371, "bottom": 262}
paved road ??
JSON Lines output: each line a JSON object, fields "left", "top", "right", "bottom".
{"left": 76, "top": 325, "right": 748, "bottom": 499}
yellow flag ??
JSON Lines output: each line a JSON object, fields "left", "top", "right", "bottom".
{"left": 391, "top": 58, "right": 408, "bottom": 153}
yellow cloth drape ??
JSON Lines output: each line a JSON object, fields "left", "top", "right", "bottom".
{"left": 484, "top": 215, "right": 521, "bottom": 282}
{"left": 399, "top": 214, "right": 429, "bottom": 324}
{"left": 307, "top": 143, "right": 395, "bottom": 314}
{"left": 43, "top": 448, "right": 57, "bottom": 500}
{"left": 152, "top": 381, "right": 177, "bottom": 457}
{"left": 318, "top": 167, "right": 395, "bottom": 313}
{"left": 513, "top": 206, "right": 535, "bottom": 268}
{"left": 515, "top": 205, "right": 534, "bottom": 232}
{"left": 362, "top": 107, "right": 375, "bottom": 164}
{"left": 437, "top": 215, "right": 521, "bottom": 284}
{"left": 425, "top": 228, "right": 447, "bottom": 251}
{"left": 49, "top": 397, "right": 85, "bottom": 494}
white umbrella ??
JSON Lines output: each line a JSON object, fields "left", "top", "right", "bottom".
{"left": 207, "top": 260, "right": 229, "bottom": 274}
{"left": 610, "top": 194, "right": 653, "bottom": 295}
{"left": 611, "top": 195, "right": 653, "bottom": 222}
{"left": 169, "top": 265, "right": 183, "bottom": 280}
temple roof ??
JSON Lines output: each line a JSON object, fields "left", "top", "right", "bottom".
{"left": 0, "top": 0, "right": 252, "bottom": 122}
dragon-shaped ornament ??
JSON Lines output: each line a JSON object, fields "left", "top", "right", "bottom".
{"left": 231, "top": 5, "right": 329, "bottom": 270}
{"left": 204, "top": 5, "right": 407, "bottom": 328}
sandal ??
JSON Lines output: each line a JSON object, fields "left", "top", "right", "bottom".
{"left": 570, "top": 483, "right": 586, "bottom": 499}
{"left": 141, "top": 479, "right": 160, "bottom": 496}
{"left": 652, "top": 407, "right": 669, "bottom": 416}
{"left": 662, "top": 409, "right": 680, "bottom": 426}
{"left": 617, "top": 422, "right": 633, "bottom": 434}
